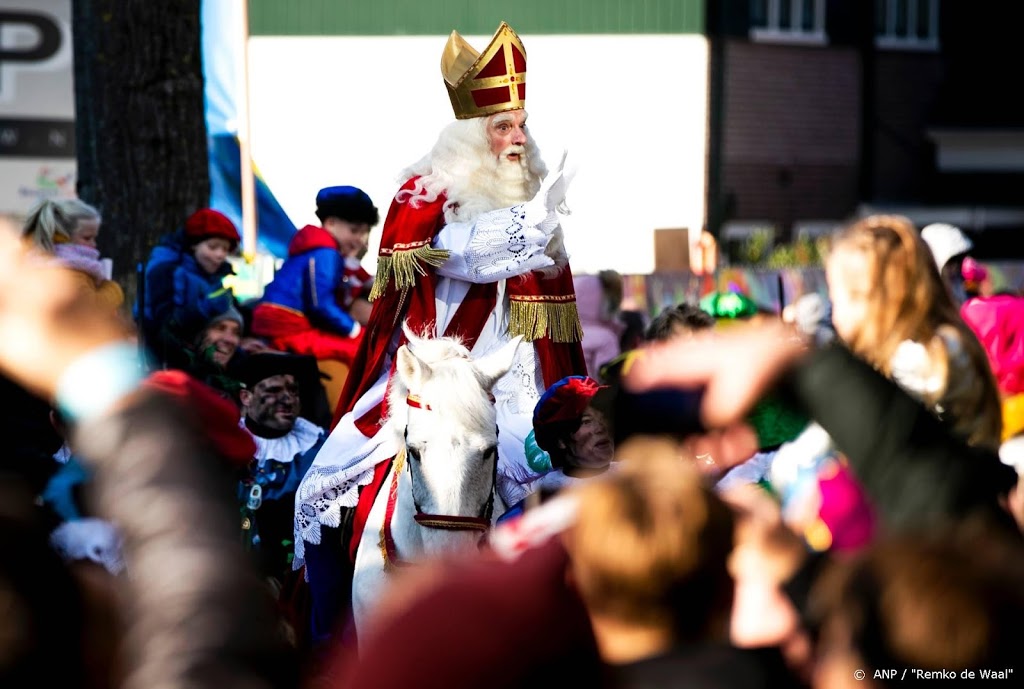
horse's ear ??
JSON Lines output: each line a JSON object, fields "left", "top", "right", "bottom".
{"left": 396, "top": 344, "right": 431, "bottom": 389}
{"left": 475, "top": 335, "right": 522, "bottom": 390}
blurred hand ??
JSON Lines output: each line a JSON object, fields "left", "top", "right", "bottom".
{"left": 722, "top": 485, "right": 807, "bottom": 647}
{"left": 680, "top": 426, "right": 761, "bottom": 477}
{"left": 623, "top": 321, "right": 808, "bottom": 429}
{"left": 0, "top": 222, "right": 124, "bottom": 398}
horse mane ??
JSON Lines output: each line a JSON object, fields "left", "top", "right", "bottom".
{"left": 385, "top": 330, "right": 497, "bottom": 441}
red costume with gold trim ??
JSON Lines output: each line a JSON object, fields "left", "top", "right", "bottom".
{"left": 292, "top": 22, "right": 586, "bottom": 645}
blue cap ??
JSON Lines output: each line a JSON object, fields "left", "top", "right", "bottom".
{"left": 315, "top": 186, "right": 379, "bottom": 226}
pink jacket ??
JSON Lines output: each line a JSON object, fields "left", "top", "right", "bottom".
{"left": 961, "top": 294, "right": 1024, "bottom": 396}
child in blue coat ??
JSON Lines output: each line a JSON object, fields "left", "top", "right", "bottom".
{"left": 139, "top": 208, "right": 241, "bottom": 366}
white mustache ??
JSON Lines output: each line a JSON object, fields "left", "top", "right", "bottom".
{"left": 500, "top": 145, "right": 526, "bottom": 158}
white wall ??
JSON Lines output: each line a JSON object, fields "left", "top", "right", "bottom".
{"left": 248, "top": 33, "right": 709, "bottom": 275}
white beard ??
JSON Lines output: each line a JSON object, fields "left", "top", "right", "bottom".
{"left": 448, "top": 146, "right": 537, "bottom": 224}
{"left": 397, "top": 117, "right": 546, "bottom": 225}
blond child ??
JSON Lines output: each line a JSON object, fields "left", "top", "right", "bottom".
{"left": 825, "top": 214, "right": 1001, "bottom": 449}
{"left": 22, "top": 198, "right": 124, "bottom": 311}
{"left": 770, "top": 215, "right": 1001, "bottom": 553}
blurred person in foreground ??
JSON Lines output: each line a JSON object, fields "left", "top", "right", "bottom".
{"left": 808, "top": 531, "right": 1024, "bottom": 688}
{"left": 318, "top": 318, "right": 1021, "bottom": 689}
{"left": 621, "top": 320, "right": 1018, "bottom": 535}
{"left": 567, "top": 451, "right": 803, "bottom": 688}
{"left": 0, "top": 217, "right": 297, "bottom": 689}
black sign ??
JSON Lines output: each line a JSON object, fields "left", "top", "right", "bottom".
{"left": 0, "top": 117, "right": 75, "bottom": 158}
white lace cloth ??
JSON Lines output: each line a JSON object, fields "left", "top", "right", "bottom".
{"left": 49, "top": 518, "right": 125, "bottom": 575}
{"left": 242, "top": 416, "right": 324, "bottom": 465}
{"left": 292, "top": 200, "right": 559, "bottom": 569}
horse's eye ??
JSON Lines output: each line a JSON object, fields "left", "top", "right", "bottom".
{"left": 408, "top": 447, "right": 422, "bottom": 462}
{"left": 482, "top": 446, "right": 497, "bottom": 461}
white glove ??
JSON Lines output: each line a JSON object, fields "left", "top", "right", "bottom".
{"left": 520, "top": 150, "right": 576, "bottom": 233}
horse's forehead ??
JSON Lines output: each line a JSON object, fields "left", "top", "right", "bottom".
{"left": 414, "top": 342, "right": 471, "bottom": 363}
{"left": 405, "top": 421, "right": 493, "bottom": 447}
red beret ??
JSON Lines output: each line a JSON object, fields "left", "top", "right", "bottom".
{"left": 184, "top": 208, "right": 240, "bottom": 247}
{"left": 533, "top": 376, "right": 607, "bottom": 453}
{"left": 143, "top": 370, "right": 255, "bottom": 468}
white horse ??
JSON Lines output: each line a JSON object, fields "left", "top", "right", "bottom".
{"left": 351, "top": 328, "right": 520, "bottom": 639}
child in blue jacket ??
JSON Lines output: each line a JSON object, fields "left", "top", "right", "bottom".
{"left": 251, "top": 186, "right": 379, "bottom": 365}
{"left": 139, "top": 208, "right": 241, "bottom": 365}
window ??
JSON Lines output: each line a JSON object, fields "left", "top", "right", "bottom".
{"left": 876, "top": 0, "right": 939, "bottom": 50}
{"left": 750, "top": 0, "right": 826, "bottom": 45}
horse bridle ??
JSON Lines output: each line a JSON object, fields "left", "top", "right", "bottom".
{"left": 403, "top": 393, "right": 498, "bottom": 532}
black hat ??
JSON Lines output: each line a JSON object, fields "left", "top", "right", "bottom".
{"left": 315, "top": 185, "right": 379, "bottom": 226}
{"left": 235, "top": 352, "right": 314, "bottom": 390}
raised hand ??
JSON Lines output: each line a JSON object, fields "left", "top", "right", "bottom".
{"left": 0, "top": 219, "right": 124, "bottom": 399}
{"left": 623, "top": 321, "right": 808, "bottom": 430}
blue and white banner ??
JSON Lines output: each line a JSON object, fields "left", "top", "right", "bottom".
{"left": 201, "top": 0, "right": 294, "bottom": 259}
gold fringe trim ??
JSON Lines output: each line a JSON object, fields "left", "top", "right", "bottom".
{"left": 378, "top": 449, "right": 406, "bottom": 571}
{"left": 369, "top": 246, "right": 451, "bottom": 302}
{"left": 509, "top": 299, "right": 583, "bottom": 343}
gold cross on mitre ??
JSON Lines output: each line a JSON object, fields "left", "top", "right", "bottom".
{"left": 441, "top": 21, "right": 527, "bottom": 120}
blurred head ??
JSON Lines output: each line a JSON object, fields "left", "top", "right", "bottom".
{"left": 323, "top": 218, "right": 371, "bottom": 258}
{"left": 568, "top": 452, "right": 735, "bottom": 643}
{"left": 826, "top": 215, "right": 961, "bottom": 370}
{"left": 920, "top": 222, "right": 972, "bottom": 274}
{"left": 533, "top": 376, "right": 614, "bottom": 472}
{"left": 22, "top": 198, "right": 102, "bottom": 253}
{"left": 961, "top": 257, "right": 990, "bottom": 299}
{"left": 197, "top": 306, "right": 244, "bottom": 367}
{"left": 808, "top": 531, "right": 1024, "bottom": 689}
{"left": 645, "top": 302, "right": 716, "bottom": 342}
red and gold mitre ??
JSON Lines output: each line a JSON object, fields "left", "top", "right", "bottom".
{"left": 441, "top": 21, "right": 526, "bottom": 120}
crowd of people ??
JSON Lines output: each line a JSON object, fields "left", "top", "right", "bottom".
{"left": 3, "top": 19, "right": 1024, "bottom": 689}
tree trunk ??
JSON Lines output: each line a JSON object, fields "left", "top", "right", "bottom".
{"left": 72, "top": 0, "right": 208, "bottom": 313}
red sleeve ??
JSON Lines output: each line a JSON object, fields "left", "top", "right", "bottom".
{"left": 331, "top": 181, "right": 446, "bottom": 427}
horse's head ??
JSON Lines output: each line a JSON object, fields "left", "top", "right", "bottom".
{"left": 387, "top": 325, "right": 520, "bottom": 548}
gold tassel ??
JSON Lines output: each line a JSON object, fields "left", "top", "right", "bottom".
{"left": 509, "top": 299, "right": 583, "bottom": 343}
{"left": 369, "top": 246, "right": 451, "bottom": 302}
